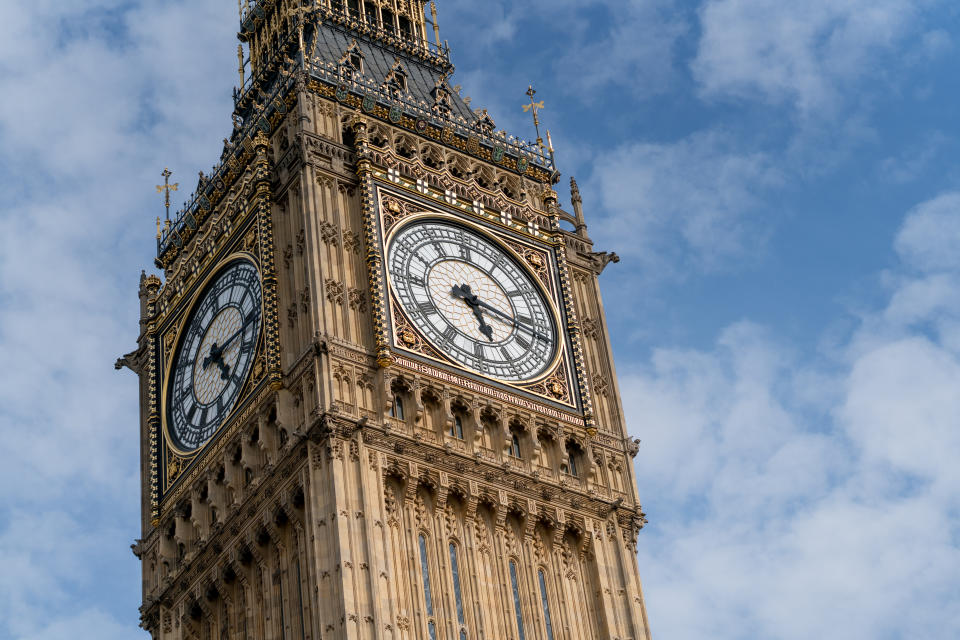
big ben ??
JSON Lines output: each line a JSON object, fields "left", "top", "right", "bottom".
{"left": 125, "top": 2, "right": 653, "bottom": 638}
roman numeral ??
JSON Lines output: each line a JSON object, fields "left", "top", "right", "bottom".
{"left": 517, "top": 336, "right": 531, "bottom": 350}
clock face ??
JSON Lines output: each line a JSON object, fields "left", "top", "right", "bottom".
{"left": 166, "top": 259, "right": 262, "bottom": 452}
{"left": 388, "top": 219, "right": 557, "bottom": 382}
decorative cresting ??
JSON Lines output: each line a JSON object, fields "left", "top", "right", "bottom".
{"left": 353, "top": 115, "right": 394, "bottom": 367}
{"left": 252, "top": 131, "right": 284, "bottom": 389}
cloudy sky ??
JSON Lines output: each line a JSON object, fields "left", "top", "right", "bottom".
{"left": 1, "top": 1, "right": 958, "bottom": 638}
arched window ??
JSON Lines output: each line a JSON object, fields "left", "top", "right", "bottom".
{"left": 538, "top": 570, "right": 555, "bottom": 640}
{"left": 419, "top": 534, "right": 437, "bottom": 640}
{"left": 509, "top": 560, "right": 526, "bottom": 640}
{"left": 382, "top": 8, "right": 396, "bottom": 32}
{"left": 451, "top": 415, "right": 464, "bottom": 439}
{"left": 398, "top": 15, "right": 412, "bottom": 38}
{"left": 565, "top": 443, "right": 579, "bottom": 477}
{"left": 389, "top": 396, "right": 405, "bottom": 420}
{"left": 449, "top": 543, "right": 467, "bottom": 639}
{"left": 510, "top": 433, "right": 522, "bottom": 459}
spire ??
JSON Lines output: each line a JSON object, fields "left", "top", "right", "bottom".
{"left": 571, "top": 177, "right": 588, "bottom": 237}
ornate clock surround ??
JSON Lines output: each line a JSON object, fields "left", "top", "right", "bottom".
{"left": 155, "top": 233, "right": 271, "bottom": 505}
{"left": 369, "top": 179, "right": 583, "bottom": 418}
{"left": 145, "top": 131, "right": 281, "bottom": 521}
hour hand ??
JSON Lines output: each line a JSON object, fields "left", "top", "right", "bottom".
{"left": 452, "top": 284, "right": 494, "bottom": 341}
{"left": 202, "top": 342, "right": 233, "bottom": 380}
{"left": 202, "top": 343, "right": 222, "bottom": 370}
{"left": 473, "top": 307, "right": 494, "bottom": 342}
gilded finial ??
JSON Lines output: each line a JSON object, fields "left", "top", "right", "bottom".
{"left": 156, "top": 216, "right": 162, "bottom": 240}
{"left": 523, "top": 85, "right": 547, "bottom": 160}
{"left": 155, "top": 168, "right": 179, "bottom": 222}
{"left": 430, "top": 2, "right": 441, "bottom": 46}
{"left": 546, "top": 129, "right": 557, "bottom": 167}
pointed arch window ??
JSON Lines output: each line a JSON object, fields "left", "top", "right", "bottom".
{"left": 450, "top": 415, "right": 464, "bottom": 439}
{"left": 382, "top": 7, "right": 396, "bottom": 33}
{"left": 385, "top": 62, "right": 408, "bottom": 96}
{"left": 538, "top": 570, "right": 555, "bottom": 640}
{"left": 389, "top": 396, "right": 405, "bottom": 420}
{"left": 346, "top": 0, "right": 360, "bottom": 19}
{"left": 509, "top": 560, "right": 527, "bottom": 640}
{"left": 509, "top": 432, "right": 522, "bottom": 459}
{"left": 419, "top": 534, "right": 438, "bottom": 640}
{"left": 565, "top": 442, "right": 580, "bottom": 477}
{"left": 398, "top": 14, "right": 412, "bottom": 38}
{"left": 449, "top": 543, "right": 467, "bottom": 640}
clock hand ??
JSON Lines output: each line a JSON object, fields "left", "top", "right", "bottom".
{"left": 218, "top": 310, "right": 258, "bottom": 354}
{"left": 471, "top": 306, "right": 495, "bottom": 342}
{"left": 451, "top": 285, "right": 494, "bottom": 341}
{"left": 203, "top": 311, "right": 257, "bottom": 372}
{"left": 452, "top": 284, "right": 550, "bottom": 343}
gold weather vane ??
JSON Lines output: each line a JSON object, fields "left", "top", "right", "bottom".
{"left": 523, "top": 85, "right": 546, "bottom": 159}
{"left": 156, "top": 168, "right": 179, "bottom": 222}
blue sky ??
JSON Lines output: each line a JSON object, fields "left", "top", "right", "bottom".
{"left": 1, "top": 1, "right": 958, "bottom": 638}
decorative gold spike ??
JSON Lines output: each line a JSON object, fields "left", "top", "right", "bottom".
{"left": 155, "top": 168, "right": 179, "bottom": 221}
{"left": 523, "top": 85, "right": 546, "bottom": 159}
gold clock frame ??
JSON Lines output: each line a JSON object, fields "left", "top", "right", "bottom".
{"left": 381, "top": 208, "right": 575, "bottom": 404}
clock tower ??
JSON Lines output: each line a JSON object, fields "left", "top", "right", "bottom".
{"left": 125, "top": 2, "right": 652, "bottom": 639}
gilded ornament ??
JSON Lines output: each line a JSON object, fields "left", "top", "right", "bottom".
{"left": 399, "top": 329, "right": 418, "bottom": 346}
{"left": 167, "top": 455, "right": 184, "bottom": 483}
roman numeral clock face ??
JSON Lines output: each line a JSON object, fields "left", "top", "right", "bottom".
{"left": 388, "top": 219, "right": 558, "bottom": 382}
{"left": 166, "top": 259, "right": 262, "bottom": 452}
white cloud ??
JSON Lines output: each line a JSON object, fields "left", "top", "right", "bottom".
{"left": 692, "top": 0, "right": 944, "bottom": 116}
{"left": 588, "top": 131, "right": 782, "bottom": 277}
{"left": 627, "top": 192, "right": 960, "bottom": 639}
{"left": 895, "top": 192, "right": 960, "bottom": 273}
{"left": 0, "top": 0, "right": 236, "bottom": 636}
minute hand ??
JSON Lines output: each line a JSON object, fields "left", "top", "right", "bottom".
{"left": 219, "top": 311, "right": 258, "bottom": 353}
{"left": 472, "top": 299, "right": 550, "bottom": 343}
